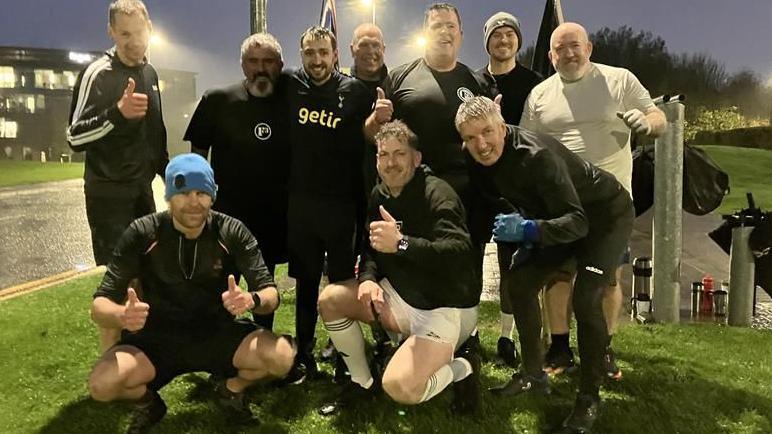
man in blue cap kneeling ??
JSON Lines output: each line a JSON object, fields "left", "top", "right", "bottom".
{"left": 87, "top": 153, "right": 295, "bottom": 433}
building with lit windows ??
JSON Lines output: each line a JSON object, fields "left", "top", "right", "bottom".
{"left": 0, "top": 46, "right": 196, "bottom": 161}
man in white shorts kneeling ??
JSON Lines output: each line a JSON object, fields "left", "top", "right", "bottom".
{"left": 317, "top": 120, "right": 483, "bottom": 415}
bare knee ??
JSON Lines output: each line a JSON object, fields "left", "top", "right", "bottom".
{"left": 382, "top": 372, "right": 423, "bottom": 405}
{"left": 88, "top": 368, "right": 121, "bottom": 402}
{"left": 317, "top": 284, "right": 345, "bottom": 320}
{"left": 266, "top": 334, "right": 296, "bottom": 377}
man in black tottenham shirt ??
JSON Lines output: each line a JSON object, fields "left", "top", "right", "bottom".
{"left": 456, "top": 97, "right": 634, "bottom": 433}
{"left": 476, "top": 11, "right": 543, "bottom": 369}
{"left": 316, "top": 121, "right": 481, "bottom": 415}
{"left": 87, "top": 154, "right": 295, "bottom": 433}
{"left": 365, "top": 2, "right": 495, "bottom": 262}
{"left": 185, "top": 33, "right": 289, "bottom": 330}
{"left": 285, "top": 26, "right": 373, "bottom": 382}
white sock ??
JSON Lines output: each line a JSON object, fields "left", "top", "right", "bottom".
{"left": 500, "top": 313, "right": 514, "bottom": 339}
{"left": 419, "top": 364, "right": 455, "bottom": 403}
{"left": 450, "top": 357, "right": 472, "bottom": 382}
{"left": 323, "top": 318, "right": 372, "bottom": 388}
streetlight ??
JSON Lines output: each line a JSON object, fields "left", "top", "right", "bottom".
{"left": 361, "top": 0, "right": 375, "bottom": 24}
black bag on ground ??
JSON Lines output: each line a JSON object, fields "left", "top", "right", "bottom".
{"left": 631, "top": 143, "right": 730, "bottom": 216}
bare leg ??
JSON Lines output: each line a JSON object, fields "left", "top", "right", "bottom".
{"left": 228, "top": 329, "right": 296, "bottom": 393}
{"left": 381, "top": 336, "right": 454, "bottom": 405}
{"left": 88, "top": 345, "right": 156, "bottom": 402}
{"left": 546, "top": 281, "right": 573, "bottom": 335}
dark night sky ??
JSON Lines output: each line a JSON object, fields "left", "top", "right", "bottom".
{"left": 1, "top": 0, "right": 770, "bottom": 95}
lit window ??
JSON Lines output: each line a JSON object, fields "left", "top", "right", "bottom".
{"left": 36, "top": 95, "right": 46, "bottom": 110}
{"left": 0, "top": 66, "right": 15, "bottom": 88}
{"left": 0, "top": 118, "right": 19, "bottom": 138}
{"left": 35, "top": 69, "right": 55, "bottom": 88}
{"left": 25, "top": 96, "right": 35, "bottom": 113}
{"left": 63, "top": 71, "right": 77, "bottom": 89}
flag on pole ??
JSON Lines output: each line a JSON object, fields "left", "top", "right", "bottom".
{"left": 319, "top": 0, "right": 338, "bottom": 38}
{"left": 319, "top": 0, "right": 339, "bottom": 69}
{"left": 531, "top": 0, "right": 565, "bottom": 78}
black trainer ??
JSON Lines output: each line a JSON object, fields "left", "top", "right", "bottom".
{"left": 126, "top": 390, "right": 167, "bottom": 434}
{"left": 489, "top": 371, "right": 550, "bottom": 396}
{"left": 544, "top": 345, "right": 577, "bottom": 375}
{"left": 496, "top": 336, "right": 520, "bottom": 368}
{"left": 281, "top": 350, "right": 319, "bottom": 386}
{"left": 320, "top": 338, "right": 337, "bottom": 362}
{"left": 452, "top": 333, "right": 482, "bottom": 415}
{"left": 318, "top": 379, "right": 377, "bottom": 416}
{"left": 604, "top": 347, "right": 622, "bottom": 381}
{"left": 559, "top": 394, "right": 600, "bottom": 433}
{"left": 333, "top": 352, "right": 350, "bottom": 385}
{"left": 214, "top": 380, "right": 255, "bottom": 424}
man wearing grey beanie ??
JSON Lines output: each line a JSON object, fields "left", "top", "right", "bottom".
{"left": 476, "top": 11, "right": 543, "bottom": 370}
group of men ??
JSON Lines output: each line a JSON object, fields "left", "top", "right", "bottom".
{"left": 66, "top": 1, "right": 665, "bottom": 433}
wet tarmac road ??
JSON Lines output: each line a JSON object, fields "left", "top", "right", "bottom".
{"left": 0, "top": 178, "right": 165, "bottom": 289}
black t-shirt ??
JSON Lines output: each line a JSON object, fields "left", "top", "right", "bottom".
{"left": 286, "top": 68, "right": 374, "bottom": 200}
{"left": 93, "top": 211, "right": 275, "bottom": 332}
{"left": 183, "top": 81, "right": 290, "bottom": 206}
{"left": 478, "top": 64, "right": 542, "bottom": 125}
{"left": 383, "top": 59, "right": 494, "bottom": 187}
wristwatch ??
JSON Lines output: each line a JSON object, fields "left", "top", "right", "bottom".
{"left": 250, "top": 291, "right": 261, "bottom": 309}
{"left": 397, "top": 235, "right": 409, "bottom": 252}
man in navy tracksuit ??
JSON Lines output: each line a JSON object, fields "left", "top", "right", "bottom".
{"left": 66, "top": 0, "right": 167, "bottom": 354}
{"left": 456, "top": 96, "right": 633, "bottom": 433}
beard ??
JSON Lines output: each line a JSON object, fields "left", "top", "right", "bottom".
{"left": 246, "top": 75, "right": 274, "bottom": 97}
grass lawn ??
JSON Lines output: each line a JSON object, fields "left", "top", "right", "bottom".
{"left": 0, "top": 160, "right": 83, "bottom": 188}
{"left": 1, "top": 268, "right": 771, "bottom": 434}
{"left": 700, "top": 146, "right": 772, "bottom": 215}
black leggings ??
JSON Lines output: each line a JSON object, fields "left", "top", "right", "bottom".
{"left": 504, "top": 192, "right": 634, "bottom": 395}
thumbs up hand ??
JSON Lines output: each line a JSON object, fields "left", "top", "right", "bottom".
{"left": 121, "top": 287, "right": 150, "bottom": 332}
{"left": 117, "top": 77, "right": 149, "bottom": 119}
{"left": 221, "top": 274, "right": 254, "bottom": 316}
{"left": 373, "top": 86, "right": 393, "bottom": 125}
{"left": 369, "top": 205, "right": 402, "bottom": 253}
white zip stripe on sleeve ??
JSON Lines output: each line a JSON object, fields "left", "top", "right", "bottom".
{"left": 67, "top": 121, "right": 114, "bottom": 146}
{"left": 71, "top": 56, "right": 111, "bottom": 123}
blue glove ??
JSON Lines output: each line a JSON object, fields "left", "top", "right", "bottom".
{"left": 493, "top": 213, "right": 539, "bottom": 243}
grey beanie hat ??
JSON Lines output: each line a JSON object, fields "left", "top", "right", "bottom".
{"left": 484, "top": 11, "right": 523, "bottom": 54}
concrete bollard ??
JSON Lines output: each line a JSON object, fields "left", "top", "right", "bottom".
{"left": 728, "top": 225, "right": 755, "bottom": 326}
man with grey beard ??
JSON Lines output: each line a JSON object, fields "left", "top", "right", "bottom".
{"left": 185, "top": 33, "right": 290, "bottom": 330}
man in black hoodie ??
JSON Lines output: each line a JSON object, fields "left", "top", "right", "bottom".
{"left": 456, "top": 96, "right": 633, "bottom": 433}
{"left": 316, "top": 120, "right": 482, "bottom": 416}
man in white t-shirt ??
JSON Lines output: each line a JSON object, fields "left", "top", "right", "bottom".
{"left": 520, "top": 22, "right": 665, "bottom": 384}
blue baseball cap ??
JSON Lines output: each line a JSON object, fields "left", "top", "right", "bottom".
{"left": 164, "top": 153, "right": 217, "bottom": 201}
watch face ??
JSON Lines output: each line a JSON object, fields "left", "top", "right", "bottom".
{"left": 398, "top": 238, "right": 408, "bottom": 251}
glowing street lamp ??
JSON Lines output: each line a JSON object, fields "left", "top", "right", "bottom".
{"left": 361, "top": 0, "right": 375, "bottom": 24}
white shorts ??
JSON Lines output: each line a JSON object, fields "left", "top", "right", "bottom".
{"left": 379, "top": 278, "right": 478, "bottom": 351}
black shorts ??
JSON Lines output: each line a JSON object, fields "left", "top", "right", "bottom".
{"left": 287, "top": 195, "right": 356, "bottom": 282}
{"left": 117, "top": 320, "right": 257, "bottom": 391}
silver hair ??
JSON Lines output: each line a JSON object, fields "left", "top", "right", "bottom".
{"left": 454, "top": 96, "right": 504, "bottom": 130}
{"left": 240, "top": 33, "right": 283, "bottom": 62}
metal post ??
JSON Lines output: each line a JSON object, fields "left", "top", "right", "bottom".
{"left": 728, "top": 225, "right": 755, "bottom": 326}
{"left": 651, "top": 101, "right": 685, "bottom": 323}
{"left": 250, "top": 0, "right": 267, "bottom": 34}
